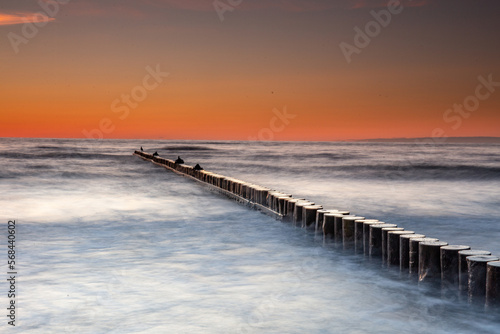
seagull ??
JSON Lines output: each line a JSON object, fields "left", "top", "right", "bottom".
{"left": 153, "top": 151, "right": 159, "bottom": 157}
{"left": 194, "top": 164, "right": 203, "bottom": 171}
{"left": 175, "top": 156, "right": 184, "bottom": 164}
{"left": 141, "top": 146, "right": 144, "bottom": 151}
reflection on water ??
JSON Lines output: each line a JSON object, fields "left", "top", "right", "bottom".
{"left": 1, "top": 138, "right": 499, "bottom": 333}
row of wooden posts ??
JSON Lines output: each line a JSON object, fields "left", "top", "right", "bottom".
{"left": 135, "top": 150, "right": 500, "bottom": 309}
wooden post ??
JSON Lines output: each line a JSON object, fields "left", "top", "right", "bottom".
{"left": 418, "top": 241, "right": 448, "bottom": 282}
{"left": 458, "top": 250, "right": 491, "bottom": 292}
{"left": 409, "top": 238, "right": 439, "bottom": 274}
{"left": 315, "top": 210, "right": 338, "bottom": 232}
{"left": 303, "top": 205, "right": 323, "bottom": 228}
{"left": 467, "top": 255, "right": 499, "bottom": 304}
{"left": 369, "top": 224, "right": 397, "bottom": 258}
{"left": 440, "top": 245, "right": 471, "bottom": 288}
{"left": 387, "top": 231, "right": 414, "bottom": 266}
{"left": 354, "top": 219, "right": 378, "bottom": 254}
{"left": 323, "top": 212, "right": 349, "bottom": 238}
{"left": 381, "top": 227, "right": 404, "bottom": 262}
{"left": 342, "top": 216, "right": 365, "bottom": 249}
{"left": 486, "top": 261, "right": 500, "bottom": 308}
{"left": 363, "top": 221, "right": 384, "bottom": 256}
{"left": 400, "top": 234, "right": 426, "bottom": 270}
{"left": 285, "top": 198, "right": 305, "bottom": 222}
{"left": 293, "top": 201, "right": 314, "bottom": 226}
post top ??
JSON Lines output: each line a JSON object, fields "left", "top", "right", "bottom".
{"left": 343, "top": 216, "right": 365, "bottom": 221}
{"left": 411, "top": 237, "right": 438, "bottom": 243}
{"left": 389, "top": 231, "right": 414, "bottom": 235}
{"left": 441, "top": 245, "right": 470, "bottom": 251}
{"left": 487, "top": 261, "right": 500, "bottom": 268}
{"left": 466, "top": 255, "right": 500, "bottom": 263}
{"left": 382, "top": 227, "right": 404, "bottom": 231}
{"left": 371, "top": 223, "right": 397, "bottom": 229}
{"left": 420, "top": 241, "right": 448, "bottom": 247}
{"left": 400, "top": 234, "right": 426, "bottom": 239}
{"left": 459, "top": 250, "right": 491, "bottom": 256}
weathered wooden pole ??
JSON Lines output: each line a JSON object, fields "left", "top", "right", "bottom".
{"left": 418, "top": 241, "right": 448, "bottom": 282}
{"left": 466, "top": 255, "right": 499, "bottom": 304}
{"left": 303, "top": 205, "right": 323, "bottom": 228}
{"left": 458, "top": 250, "right": 492, "bottom": 292}
{"left": 315, "top": 210, "right": 337, "bottom": 231}
{"left": 293, "top": 201, "right": 315, "bottom": 226}
{"left": 409, "top": 238, "right": 439, "bottom": 274}
{"left": 400, "top": 234, "right": 426, "bottom": 270}
{"left": 323, "top": 212, "right": 349, "bottom": 238}
{"left": 369, "top": 224, "right": 397, "bottom": 258}
{"left": 387, "top": 231, "right": 414, "bottom": 266}
{"left": 486, "top": 261, "right": 500, "bottom": 308}
{"left": 440, "top": 245, "right": 471, "bottom": 288}
{"left": 381, "top": 227, "right": 404, "bottom": 262}
{"left": 354, "top": 219, "right": 378, "bottom": 254}
{"left": 285, "top": 198, "right": 306, "bottom": 222}
{"left": 363, "top": 221, "right": 385, "bottom": 256}
{"left": 342, "top": 216, "right": 365, "bottom": 249}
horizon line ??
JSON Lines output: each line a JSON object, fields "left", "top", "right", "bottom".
{"left": 1, "top": 136, "right": 500, "bottom": 143}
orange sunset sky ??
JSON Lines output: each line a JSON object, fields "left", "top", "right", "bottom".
{"left": 1, "top": 0, "right": 499, "bottom": 141}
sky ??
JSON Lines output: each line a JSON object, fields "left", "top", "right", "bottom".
{"left": 0, "top": 0, "right": 499, "bottom": 141}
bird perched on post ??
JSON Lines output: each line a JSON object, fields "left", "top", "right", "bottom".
{"left": 194, "top": 164, "right": 203, "bottom": 171}
{"left": 175, "top": 156, "right": 184, "bottom": 164}
{"left": 153, "top": 151, "right": 159, "bottom": 157}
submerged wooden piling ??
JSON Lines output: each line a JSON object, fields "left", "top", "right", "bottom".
{"left": 466, "top": 255, "right": 499, "bottom": 304}
{"left": 441, "top": 245, "right": 471, "bottom": 287}
{"left": 285, "top": 198, "right": 305, "bottom": 222}
{"left": 277, "top": 195, "right": 292, "bottom": 215}
{"left": 409, "top": 238, "right": 439, "bottom": 274}
{"left": 323, "top": 212, "right": 349, "bottom": 238}
{"left": 418, "top": 241, "right": 448, "bottom": 282}
{"left": 387, "top": 231, "right": 414, "bottom": 266}
{"left": 458, "top": 250, "right": 492, "bottom": 292}
{"left": 333, "top": 214, "right": 356, "bottom": 243}
{"left": 354, "top": 219, "right": 378, "bottom": 253}
{"left": 342, "top": 216, "right": 365, "bottom": 248}
{"left": 315, "top": 210, "right": 336, "bottom": 231}
{"left": 369, "top": 224, "right": 397, "bottom": 257}
{"left": 363, "top": 221, "right": 384, "bottom": 255}
{"left": 400, "top": 234, "right": 426, "bottom": 270}
{"left": 381, "top": 227, "right": 404, "bottom": 262}
{"left": 486, "top": 261, "right": 500, "bottom": 308}
{"left": 293, "top": 201, "right": 315, "bottom": 226}
{"left": 303, "top": 205, "right": 323, "bottom": 228}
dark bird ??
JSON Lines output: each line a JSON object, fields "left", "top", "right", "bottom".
{"left": 175, "top": 156, "right": 184, "bottom": 164}
{"left": 141, "top": 146, "right": 144, "bottom": 151}
{"left": 193, "top": 164, "right": 203, "bottom": 171}
{"left": 153, "top": 151, "right": 159, "bottom": 157}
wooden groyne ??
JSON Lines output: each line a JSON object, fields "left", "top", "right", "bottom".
{"left": 134, "top": 150, "right": 500, "bottom": 309}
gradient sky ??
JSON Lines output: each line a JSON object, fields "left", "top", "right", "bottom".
{"left": 1, "top": 0, "right": 499, "bottom": 141}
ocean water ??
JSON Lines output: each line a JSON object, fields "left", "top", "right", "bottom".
{"left": 1, "top": 137, "right": 499, "bottom": 333}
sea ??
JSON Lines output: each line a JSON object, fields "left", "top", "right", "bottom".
{"left": 1, "top": 137, "right": 499, "bottom": 333}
